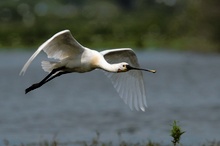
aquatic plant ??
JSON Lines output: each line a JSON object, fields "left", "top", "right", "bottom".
{"left": 170, "top": 120, "right": 185, "bottom": 146}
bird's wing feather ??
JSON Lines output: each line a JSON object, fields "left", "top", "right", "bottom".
{"left": 20, "top": 30, "right": 85, "bottom": 75}
{"left": 100, "top": 48, "right": 147, "bottom": 111}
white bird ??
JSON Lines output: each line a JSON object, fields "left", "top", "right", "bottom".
{"left": 20, "top": 30, "right": 156, "bottom": 111}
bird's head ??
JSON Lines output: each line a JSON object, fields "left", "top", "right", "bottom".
{"left": 117, "top": 62, "right": 129, "bottom": 73}
{"left": 117, "top": 62, "right": 156, "bottom": 73}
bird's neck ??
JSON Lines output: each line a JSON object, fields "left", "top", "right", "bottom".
{"left": 99, "top": 59, "right": 119, "bottom": 73}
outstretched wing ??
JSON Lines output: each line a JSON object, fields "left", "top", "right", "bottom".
{"left": 20, "top": 30, "right": 85, "bottom": 75}
{"left": 100, "top": 48, "right": 147, "bottom": 111}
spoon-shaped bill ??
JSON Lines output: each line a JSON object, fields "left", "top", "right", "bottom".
{"left": 127, "top": 65, "right": 156, "bottom": 73}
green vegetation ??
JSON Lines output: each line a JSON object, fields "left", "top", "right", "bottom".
{"left": 170, "top": 121, "right": 185, "bottom": 146}
{"left": 0, "top": 0, "right": 219, "bottom": 52}
{"left": 3, "top": 135, "right": 220, "bottom": 146}
{"left": 2, "top": 121, "right": 220, "bottom": 146}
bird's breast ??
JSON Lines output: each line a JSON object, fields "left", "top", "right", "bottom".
{"left": 63, "top": 49, "right": 101, "bottom": 73}
{"left": 65, "top": 60, "right": 95, "bottom": 73}
{"left": 81, "top": 50, "right": 101, "bottom": 66}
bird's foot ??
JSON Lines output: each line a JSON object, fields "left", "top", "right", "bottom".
{"left": 25, "top": 83, "right": 42, "bottom": 94}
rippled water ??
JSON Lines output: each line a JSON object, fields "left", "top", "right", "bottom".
{"left": 0, "top": 51, "right": 220, "bottom": 145}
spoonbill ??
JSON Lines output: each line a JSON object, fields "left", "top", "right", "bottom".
{"left": 20, "top": 30, "right": 156, "bottom": 111}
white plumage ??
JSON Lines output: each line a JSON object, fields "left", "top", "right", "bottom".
{"left": 20, "top": 30, "right": 156, "bottom": 111}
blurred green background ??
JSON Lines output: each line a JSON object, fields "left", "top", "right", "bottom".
{"left": 0, "top": 0, "right": 219, "bottom": 52}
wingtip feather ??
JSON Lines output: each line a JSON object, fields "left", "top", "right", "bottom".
{"left": 19, "top": 71, "right": 24, "bottom": 76}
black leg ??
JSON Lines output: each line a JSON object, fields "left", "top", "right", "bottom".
{"left": 43, "top": 71, "right": 70, "bottom": 84}
{"left": 25, "top": 67, "right": 68, "bottom": 94}
{"left": 40, "top": 67, "right": 65, "bottom": 83}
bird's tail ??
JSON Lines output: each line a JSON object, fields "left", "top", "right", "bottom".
{"left": 41, "top": 61, "right": 56, "bottom": 72}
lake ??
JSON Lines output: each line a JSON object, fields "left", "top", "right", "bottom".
{"left": 0, "top": 51, "right": 220, "bottom": 145}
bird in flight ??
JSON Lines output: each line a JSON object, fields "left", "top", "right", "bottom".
{"left": 20, "top": 30, "right": 156, "bottom": 111}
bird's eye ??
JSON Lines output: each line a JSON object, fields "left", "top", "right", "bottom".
{"left": 123, "top": 65, "right": 125, "bottom": 67}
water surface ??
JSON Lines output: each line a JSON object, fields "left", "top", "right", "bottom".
{"left": 0, "top": 51, "right": 220, "bottom": 145}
